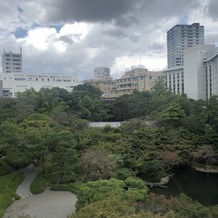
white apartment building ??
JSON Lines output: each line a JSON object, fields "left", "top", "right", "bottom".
{"left": 2, "top": 48, "right": 23, "bottom": 73}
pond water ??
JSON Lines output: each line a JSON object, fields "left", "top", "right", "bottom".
{"left": 151, "top": 167, "right": 218, "bottom": 206}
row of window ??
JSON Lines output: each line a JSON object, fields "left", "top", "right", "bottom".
{"left": 7, "top": 77, "right": 78, "bottom": 82}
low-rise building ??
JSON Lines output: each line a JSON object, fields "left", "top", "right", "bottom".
{"left": 85, "top": 79, "right": 116, "bottom": 97}
{"left": 87, "top": 67, "right": 164, "bottom": 99}
{"left": 112, "top": 67, "right": 163, "bottom": 97}
{"left": 0, "top": 73, "right": 80, "bottom": 97}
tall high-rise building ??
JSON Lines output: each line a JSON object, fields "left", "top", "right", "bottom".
{"left": 2, "top": 48, "right": 23, "bottom": 73}
{"left": 167, "top": 23, "right": 204, "bottom": 68}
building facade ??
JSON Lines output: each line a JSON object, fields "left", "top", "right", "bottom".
{"left": 164, "top": 67, "right": 184, "bottom": 95}
{"left": 165, "top": 44, "right": 218, "bottom": 100}
{"left": 84, "top": 79, "right": 116, "bottom": 98}
{"left": 204, "top": 54, "right": 218, "bottom": 99}
{"left": 184, "top": 45, "right": 217, "bottom": 100}
{"left": 111, "top": 67, "right": 164, "bottom": 98}
{"left": 94, "top": 67, "right": 111, "bottom": 81}
{"left": 0, "top": 73, "right": 80, "bottom": 97}
{"left": 2, "top": 48, "right": 23, "bottom": 73}
{"left": 167, "top": 23, "right": 204, "bottom": 68}
{"left": 0, "top": 80, "right": 3, "bottom": 97}
{"left": 87, "top": 67, "right": 163, "bottom": 99}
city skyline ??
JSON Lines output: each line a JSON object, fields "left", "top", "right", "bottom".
{"left": 1, "top": 0, "right": 218, "bottom": 80}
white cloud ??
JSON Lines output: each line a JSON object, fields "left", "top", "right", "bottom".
{"left": 19, "top": 27, "right": 57, "bottom": 50}
{"left": 59, "top": 23, "right": 93, "bottom": 41}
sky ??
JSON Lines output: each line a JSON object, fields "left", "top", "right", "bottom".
{"left": 1, "top": 0, "right": 218, "bottom": 80}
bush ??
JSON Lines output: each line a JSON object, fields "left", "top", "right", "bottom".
{"left": 30, "top": 174, "right": 46, "bottom": 194}
{"left": 125, "top": 177, "right": 147, "bottom": 190}
{"left": 139, "top": 160, "right": 165, "bottom": 182}
{"left": 0, "top": 161, "right": 12, "bottom": 176}
{"left": 5, "top": 154, "right": 31, "bottom": 169}
{"left": 116, "top": 167, "right": 133, "bottom": 180}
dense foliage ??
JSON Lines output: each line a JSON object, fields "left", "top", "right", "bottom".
{"left": 0, "top": 82, "right": 218, "bottom": 217}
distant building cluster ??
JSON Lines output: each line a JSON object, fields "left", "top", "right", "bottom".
{"left": 85, "top": 67, "right": 163, "bottom": 99}
{"left": 1, "top": 22, "right": 218, "bottom": 100}
{"left": 0, "top": 49, "right": 80, "bottom": 97}
{"left": 165, "top": 23, "right": 218, "bottom": 100}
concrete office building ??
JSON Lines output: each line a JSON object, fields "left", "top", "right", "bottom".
{"left": 94, "top": 67, "right": 111, "bottom": 81}
{"left": 85, "top": 67, "right": 116, "bottom": 98}
{"left": 2, "top": 48, "right": 23, "bottom": 73}
{"left": 167, "top": 23, "right": 204, "bottom": 68}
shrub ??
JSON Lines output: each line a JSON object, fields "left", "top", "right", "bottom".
{"left": 30, "top": 174, "right": 46, "bottom": 194}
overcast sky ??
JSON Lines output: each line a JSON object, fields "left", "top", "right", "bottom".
{"left": 1, "top": 0, "right": 218, "bottom": 80}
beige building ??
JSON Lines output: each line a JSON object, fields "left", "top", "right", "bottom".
{"left": 113, "top": 67, "right": 163, "bottom": 97}
{"left": 111, "top": 67, "right": 163, "bottom": 98}
{"left": 86, "top": 66, "right": 163, "bottom": 99}
{"left": 94, "top": 67, "right": 111, "bottom": 81}
{"left": 85, "top": 67, "right": 116, "bottom": 98}
{"left": 84, "top": 79, "right": 116, "bottom": 97}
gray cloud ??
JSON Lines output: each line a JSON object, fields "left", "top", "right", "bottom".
{"left": 27, "top": 0, "right": 135, "bottom": 24}
{"left": 205, "top": 33, "right": 218, "bottom": 45}
{"left": 102, "top": 28, "right": 127, "bottom": 38}
{"left": 148, "top": 42, "right": 164, "bottom": 51}
{"left": 207, "top": 0, "right": 218, "bottom": 20}
{"left": 59, "top": 36, "right": 74, "bottom": 44}
{"left": 21, "top": 0, "right": 201, "bottom": 27}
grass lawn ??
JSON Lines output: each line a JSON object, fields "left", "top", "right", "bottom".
{"left": 0, "top": 172, "right": 24, "bottom": 217}
{"left": 0, "top": 161, "right": 12, "bottom": 177}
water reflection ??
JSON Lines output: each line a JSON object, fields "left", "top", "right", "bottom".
{"left": 151, "top": 167, "right": 218, "bottom": 206}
